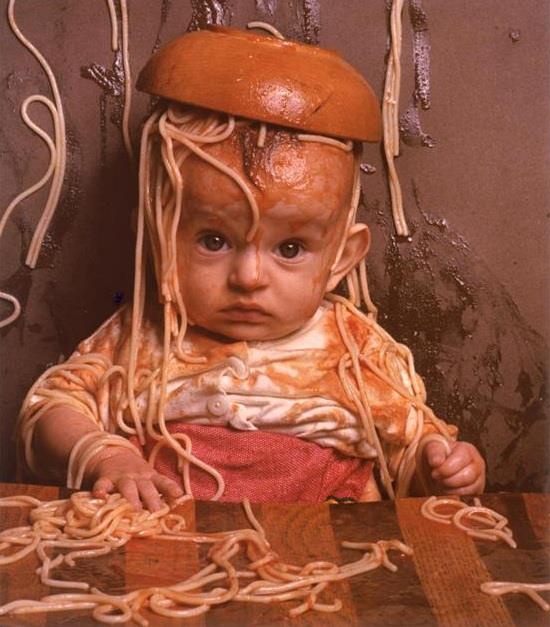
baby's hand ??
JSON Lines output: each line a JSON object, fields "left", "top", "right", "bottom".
{"left": 422, "top": 441, "right": 486, "bottom": 495}
{"left": 87, "top": 447, "right": 183, "bottom": 512}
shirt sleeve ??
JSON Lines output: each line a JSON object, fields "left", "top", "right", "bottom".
{"left": 17, "top": 308, "right": 127, "bottom": 478}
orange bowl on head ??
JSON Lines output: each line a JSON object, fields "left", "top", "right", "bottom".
{"left": 137, "top": 26, "right": 381, "bottom": 142}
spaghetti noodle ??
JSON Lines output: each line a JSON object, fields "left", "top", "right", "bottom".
{"left": 383, "top": 0, "right": 409, "bottom": 237}
{"left": 0, "top": 491, "right": 413, "bottom": 623}
{"left": 480, "top": 581, "right": 550, "bottom": 612}
{"left": 105, "top": 0, "right": 133, "bottom": 160}
{"left": 420, "top": 496, "right": 517, "bottom": 548}
{"left": 1, "top": 0, "right": 67, "bottom": 328}
{"left": 246, "top": 21, "right": 285, "bottom": 40}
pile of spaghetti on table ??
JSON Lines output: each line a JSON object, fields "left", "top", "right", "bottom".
{"left": 0, "top": 491, "right": 412, "bottom": 624}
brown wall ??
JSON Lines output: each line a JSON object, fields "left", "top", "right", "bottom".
{"left": 1, "top": 0, "right": 548, "bottom": 491}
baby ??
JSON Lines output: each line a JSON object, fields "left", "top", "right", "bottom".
{"left": 18, "top": 27, "right": 485, "bottom": 511}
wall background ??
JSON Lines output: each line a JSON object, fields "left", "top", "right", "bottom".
{"left": 1, "top": 0, "right": 548, "bottom": 491}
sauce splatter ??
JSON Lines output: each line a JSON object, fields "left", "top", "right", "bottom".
{"left": 398, "top": 0, "right": 435, "bottom": 148}
{"left": 151, "top": 0, "right": 173, "bottom": 54}
{"left": 293, "top": 0, "right": 321, "bottom": 45}
{"left": 187, "top": 0, "right": 232, "bottom": 31}
{"left": 81, "top": 52, "right": 125, "bottom": 147}
{"left": 255, "top": 0, "right": 278, "bottom": 15}
{"left": 360, "top": 163, "right": 377, "bottom": 175}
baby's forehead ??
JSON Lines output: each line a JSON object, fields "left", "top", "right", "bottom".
{"left": 181, "top": 129, "right": 355, "bottom": 208}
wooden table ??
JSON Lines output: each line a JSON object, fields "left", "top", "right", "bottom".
{"left": 0, "top": 483, "right": 548, "bottom": 626}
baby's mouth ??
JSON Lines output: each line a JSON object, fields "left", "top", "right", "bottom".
{"left": 221, "top": 303, "right": 270, "bottom": 321}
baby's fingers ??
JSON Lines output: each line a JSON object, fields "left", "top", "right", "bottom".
{"left": 93, "top": 475, "right": 148, "bottom": 511}
{"left": 92, "top": 476, "right": 115, "bottom": 500}
{"left": 436, "top": 462, "right": 479, "bottom": 490}
{"left": 423, "top": 442, "right": 449, "bottom": 469}
{"left": 431, "top": 444, "right": 473, "bottom": 480}
{"left": 153, "top": 474, "right": 184, "bottom": 501}
{"left": 443, "top": 473, "right": 486, "bottom": 496}
{"left": 136, "top": 478, "right": 163, "bottom": 512}
{"left": 117, "top": 477, "right": 142, "bottom": 511}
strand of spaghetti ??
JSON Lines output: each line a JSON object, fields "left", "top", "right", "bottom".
{"left": 330, "top": 162, "right": 360, "bottom": 272}
{"left": 327, "top": 293, "right": 449, "bottom": 427}
{"left": 358, "top": 259, "right": 378, "bottom": 318}
{"left": 389, "top": 0, "right": 404, "bottom": 152}
{"left": 257, "top": 123, "right": 267, "bottom": 147}
{"left": 158, "top": 116, "right": 184, "bottom": 283}
{"left": 21, "top": 396, "right": 101, "bottom": 476}
{"left": 170, "top": 132, "right": 261, "bottom": 241}
{"left": 0, "top": 293, "right": 21, "bottom": 329}
{"left": 7, "top": 0, "right": 67, "bottom": 268}
{"left": 119, "top": 0, "right": 133, "bottom": 160}
{"left": 0, "top": 96, "right": 56, "bottom": 236}
{"left": 393, "top": 408, "right": 427, "bottom": 496}
{"left": 69, "top": 432, "right": 141, "bottom": 489}
{"left": 409, "top": 432, "right": 452, "bottom": 495}
{"left": 0, "top": 495, "right": 42, "bottom": 507}
{"left": 105, "top": 0, "right": 119, "bottom": 50}
{"left": 67, "top": 431, "right": 106, "bottom": 489}
{"left": 0, "top": 94, "right": 57, "bottom": 327}
{"left": 143, "top": 133, "right": 164, "bottom": 297}
{"left": 382, "top": 0, "right": 408, "bottom": 236}
{"left": 150, "top": 303, "right": 225, "bottom": 500}
{"left": 329, "top": 293, "right": 453, "bottom": 495}
{"left": 148, "top": 433, "right": 195, "bottom": 496}
{"left": 164, "top": 114, "right": 236, "bottom": 144}
{"left": 421, "top": 496, "right": 517, "bottom": 546}
{"left": 480, "top": 581, "right": 550, "bottom": 612}
{"left": 246, "top": 21, "right": 285, "bottom": 40}
{"left": 242, "top": 500, "right": 268, "bottom": 542}
{"left": 0, "top": 532, "right": 39, "bottom": 565}
{"left": 452, "top": 506, "right": 517, "bottom": 548}
{"left": 333, "top": 301, "right": 394, "bottom": 497}
{"left": 420, "top": 495, "right": 464, "bottom": 523}
{"left": 127, "top": 113, "right": 161, "bottom": 445}
{"left": 349, "top": 268, "right": 361, "bottom": 306}
{"left": 156, "top": 140, "right": 173, "bottom": 296}
{"left": 297, "top": 134, "right": 354, "bottom": 152}
{"left": 345, "top": 274, "right": 358, "bottom": 306}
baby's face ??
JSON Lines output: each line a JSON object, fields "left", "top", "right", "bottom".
{"left": 176, "top": 134, "right": 355, "bottom": 341}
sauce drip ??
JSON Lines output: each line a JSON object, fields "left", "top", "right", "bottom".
{"left": 187, "top": 0, "right": 232, "bottom": 31}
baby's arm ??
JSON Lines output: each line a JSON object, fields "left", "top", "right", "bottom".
{"left": 421, "top": 440, "right": 486, "bottom": 495}
{"left": 33, "top": 407, "right": 183, "bottom": 510}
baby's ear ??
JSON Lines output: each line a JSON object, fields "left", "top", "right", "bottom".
{"left": 326, "top": 223, "right": 371, "bottom": 292}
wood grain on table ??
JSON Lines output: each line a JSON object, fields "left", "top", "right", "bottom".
{"left": 0, "top": 484, "right": 548, "bottom": 626}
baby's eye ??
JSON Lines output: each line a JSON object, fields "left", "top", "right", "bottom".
{"left": 277, "top": 240, "right": 303, "bottom": 259}
{"left": 198, "top": 233, "right": 228, "bottom": 252}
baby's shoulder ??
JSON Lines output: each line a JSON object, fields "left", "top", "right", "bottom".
{"left": 321, "top": 299, "right": 385, "bottom": 353}
{"left": 75, "top": 306, "right": 161, "bottom": 356}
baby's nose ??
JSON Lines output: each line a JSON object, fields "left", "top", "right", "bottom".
{"left": 228, "top": 248, "right": 266, "bottom": 291}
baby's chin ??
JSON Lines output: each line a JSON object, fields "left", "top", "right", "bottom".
{"left": 190, "top": 320, "right": 305, "bottom": 344}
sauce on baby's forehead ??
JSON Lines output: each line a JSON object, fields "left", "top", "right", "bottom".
{"left": 183, "top": 199, "right": 341, "bottom": 230}
{"left": 182, "top": 129, "right": 354, "bottom": 199}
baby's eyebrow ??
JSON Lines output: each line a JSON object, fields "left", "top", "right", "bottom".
{"left": 182, "top": 206, "right": 235, "bottom": 224}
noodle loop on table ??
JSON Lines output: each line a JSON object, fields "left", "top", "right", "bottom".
{"left": 420, "top": 496, "right": 517, "bottom": 548}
